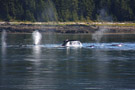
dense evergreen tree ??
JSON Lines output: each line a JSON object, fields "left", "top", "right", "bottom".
{"left": 78, "top": 0, "right": 95, "bottom": 21}
{"left": 0, "top": 0, "right": 135, "bottom": 22}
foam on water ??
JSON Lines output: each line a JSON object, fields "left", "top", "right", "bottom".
{"left": 83, "top": 42, "right": 135, "bottom": 50}
{"left": 4, "top": 42, "right": 135, "bottom": 51}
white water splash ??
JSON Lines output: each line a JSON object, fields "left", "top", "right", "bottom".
{"left": 1, "top": 30, "right": 7, "bottom": 47}
{"left": 32, "top": 30, "right": 42, "bottom": 45}
{"left": 1, "top": 30, "right": 7, "bottom": 58}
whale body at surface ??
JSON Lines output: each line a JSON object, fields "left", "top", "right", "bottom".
{"left": 62, "top": 40, "right": 82, "bottom": 47}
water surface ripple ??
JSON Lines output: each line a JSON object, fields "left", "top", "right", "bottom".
{"left": 0, "top": 34, "right": 135, "bottom": 90}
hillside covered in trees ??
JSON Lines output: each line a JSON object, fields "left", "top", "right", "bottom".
{"left": 0, "top": 0, "right": 135, "bottom": 22}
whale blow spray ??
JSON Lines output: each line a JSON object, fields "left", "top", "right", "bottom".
{"left": 32, "top": 30, "right": 42, "bottom": 45}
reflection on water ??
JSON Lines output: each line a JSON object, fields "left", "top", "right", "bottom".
{"left": 32, "top": 45, "right": 41, "bottom": 61}
{"left": 91, "top": 48, "right": 110, "bottom": 89}
{"left": 0, "top": 33, "right": 135, "bottom": 90}
{"left": 66, "top": 47, "right": 82, "bottom": 55}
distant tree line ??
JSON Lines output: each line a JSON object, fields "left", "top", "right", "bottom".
{"left": 0, "top": 0, "right": 135, "bottom": 22}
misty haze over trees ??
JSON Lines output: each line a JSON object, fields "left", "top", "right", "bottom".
{"left": 0, "top": 0, "right": 135, "bottom": 22}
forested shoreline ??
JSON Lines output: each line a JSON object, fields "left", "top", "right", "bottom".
{"left": 0, "top": 0, "right": 135, "bottom": 22}
{"left": 0, "top": 22, "right": 135, "bottom": 34}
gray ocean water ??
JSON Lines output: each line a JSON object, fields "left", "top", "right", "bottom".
{"left": 0, "top": 33, "right": 135, "bottom": 90}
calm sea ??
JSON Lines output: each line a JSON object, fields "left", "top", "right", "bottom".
{"left": 0, "top": 33, "right": 135, "bottom": 90}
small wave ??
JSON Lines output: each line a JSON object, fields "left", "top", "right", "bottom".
{"left": 3, "top": 42, "right": 135, "bottom": 50}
